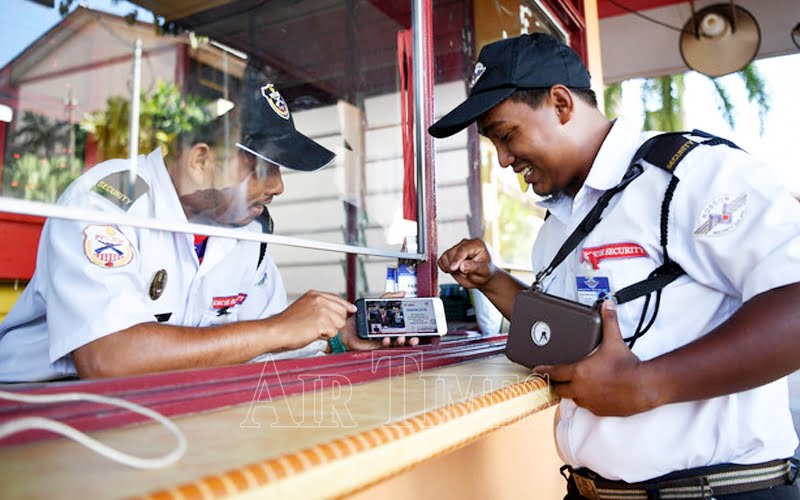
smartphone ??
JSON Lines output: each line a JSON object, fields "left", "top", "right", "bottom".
{"left": 505, "top": 289, "right": 602, "bottom": 369}
{"left": 355, "top": 297, "right": 448, "bottom": 339}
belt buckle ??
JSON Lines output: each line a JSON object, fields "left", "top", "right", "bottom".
{"left": 573, "top": 473, "right": 598, "bottom": 500}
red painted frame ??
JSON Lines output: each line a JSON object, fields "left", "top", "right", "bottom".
{"left": 0, "top": 336, "right": 506, "bottom": 447}
{"left": 416, "top": 0, "right": 438, "bottom": 298}
{"left": 0, "top": 213, "right": 44, "bottom": 280}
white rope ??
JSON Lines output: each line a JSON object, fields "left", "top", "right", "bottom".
{"left": 0, "top": 390, "right": 186, "bottom": 469}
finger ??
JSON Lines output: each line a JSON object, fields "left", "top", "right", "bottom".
{"left": 437, "top": 253, "right": 452, "bottom": 273}
{"left": 600, "top": 299, "right": 624, "bottom": 346}
{"left": 447, "top": 244, "right": 480, "bottom": 273}
{"left": 533, "top": 362, "right": 576, "bottom": 383}
{"left": 394, "top": 336, "right": 407, "bottom": 346}
{"left": 318, "top": 309, "right": 346, "bottom": 337}
{"left": 318, "top": 294, "right": 356, "bottom": 317}
{"left": 408, "top": 337, "right": 420, "bottom": 347}
{"left": 317, "top": 292, "right": 357, "bottom": 313}
{"left": 381, "top": 337, "right": 392, "bottom": 347}
{"left": 459, "top": 259, "right": 488, "bottom": 275}
{"left": 440, "top": 240, "right": 477, "bottom": 273}
{"left": 379, "top": 291, "right": 406, "bottom": 299}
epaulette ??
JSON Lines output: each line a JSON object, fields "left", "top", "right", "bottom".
{"left": 90, "top": 171, "right": 149, "bottom": 211}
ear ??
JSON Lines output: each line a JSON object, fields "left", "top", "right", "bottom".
{"left": 185, "top": 143, "right": 215, "bottom": 183}
{"left": 549, "top": 85, "right": 574, "bottom": 125}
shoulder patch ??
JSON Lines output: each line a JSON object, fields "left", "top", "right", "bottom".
{"left": 694, "top": 193, "right": 747, "bottom": 236}
{"left": 83, "top": 225, "right": 134, "bottom": 268}
{"left": 91, "top": 172, "right": 149, "bottom": 211}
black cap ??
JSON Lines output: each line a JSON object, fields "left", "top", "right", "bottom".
{"left": 238, "top": 78, "right": 335, "bottom": 172}
{"left": 428, "top": 33, "right": 590, "bottom": 139}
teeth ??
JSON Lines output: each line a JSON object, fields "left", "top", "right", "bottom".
{"left": 520, "top": 166, "right": 533, "bottom": 177}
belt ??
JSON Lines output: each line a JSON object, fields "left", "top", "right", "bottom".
{"left": 568, "top": 459, "right": 794, "bottom": 500}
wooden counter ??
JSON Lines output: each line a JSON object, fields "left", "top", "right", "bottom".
{"left": 0, "top": 354, "right": 560, "bottom": 499}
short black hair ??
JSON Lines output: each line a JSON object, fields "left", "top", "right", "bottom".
{"left": 507, "top": 86, "right": 597, "bottom": 109}
{"left": 172, "top": 113, "right": 234, "bottom": 158}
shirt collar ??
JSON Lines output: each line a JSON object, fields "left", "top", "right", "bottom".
{"left": 582, "top": 117, "right": 645, "bottom": 192}
{"left": 148, "top": 147, "right": 189, "bottom": 224}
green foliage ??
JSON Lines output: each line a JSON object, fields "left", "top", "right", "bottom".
{"left": 733, "top": 63, "right": 770, "bottom": 135}
{"left": 607, "top": 63, "right": 769, "bottom": 135}
{"left": 642, "top": 74, "right": 684, "bottom": 132}
{"left": 497, "top": 195, "right": 538, "bottom": 265}
{"left": 604, "top": 82, "right": 623, "bottom": 119}
{"left": 7, "top": 154, "right": 83, "bottom": 203}
{"left": 80, "top": 96, "right": 132, "bottom": 162}
{"left": 142, "top": 81, "right": 212, "bottom": 137}
{"left": 9, "top": 111, "right": 70, "bottom": 157}
{"left": 710, "top": 78, "right": 734, "bottom": 130}
{"left": 80, "top": 81, "right": 212, "bottom": 162}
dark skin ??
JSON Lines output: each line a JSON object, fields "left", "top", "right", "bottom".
{"left": 74, "top": 145, "right": 416, "bottom": 378}
{"left": 439, "top": 85, "right": 800, "bottom": 416}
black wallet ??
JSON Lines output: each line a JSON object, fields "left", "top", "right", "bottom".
{"left": 505, "top": 289, "right": 602, "bottom": 369}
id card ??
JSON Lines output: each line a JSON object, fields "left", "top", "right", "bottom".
{"left": 576, "top": 276, "right": 611, "bottom": 306}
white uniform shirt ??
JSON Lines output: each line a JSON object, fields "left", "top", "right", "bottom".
{"left": 0, "top": 149, "right": 322, "bottom": 382}
{"left": 533, "top": 118, "right": 800, "bottom": 482}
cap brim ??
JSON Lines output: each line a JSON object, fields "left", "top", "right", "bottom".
{"left": 237, "top": 131, "right": 335, "bottom": 172}
{"left": 428, "top": 87, "right": 516, "bottom": 138}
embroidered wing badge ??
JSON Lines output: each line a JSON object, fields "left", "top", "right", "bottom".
{"left": 694, "top": 193, "right": 747, "bottom": 236}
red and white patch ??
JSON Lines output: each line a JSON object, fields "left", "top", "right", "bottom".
{"left": 581, "top": 243, "right": 648, "bottom": 270}
{"left": 212, "top": 293, "right": 248, "bottom": 310}
{"left": 83, "top": 225, "right": 133, "bottom": 269}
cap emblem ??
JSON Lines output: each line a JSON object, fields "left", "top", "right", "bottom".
{"left": 469, "top": 62, "right": 487, "bottom": 89}
{"left": 261, "top": 83, "right": 290, "bottom": 120}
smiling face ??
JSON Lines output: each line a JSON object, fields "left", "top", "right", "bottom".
{"left": 477, "top": 86, "right": 590, "bottom": 198}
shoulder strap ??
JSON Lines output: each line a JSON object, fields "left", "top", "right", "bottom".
{"left": 256, "top": 208, "right": 274, "bottom": 269}
{"left": 613, "top": 130, "right": 741, "bottom": 346}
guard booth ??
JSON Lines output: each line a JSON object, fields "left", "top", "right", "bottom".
{"left": 0, "top": 0, "right": 796, "bottom": 498}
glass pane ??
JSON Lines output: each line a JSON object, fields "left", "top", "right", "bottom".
{"left": 431, "top": 0, "right": 567, "bottom": 272}
{"left": 0, "top": 0, "right": 419, "bottom": 303}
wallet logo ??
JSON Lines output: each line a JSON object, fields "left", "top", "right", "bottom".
{"left": 531, "top": 321, "right": 551, "bottom": 347}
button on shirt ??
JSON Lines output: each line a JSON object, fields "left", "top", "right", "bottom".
{"left": 0, "top": 149, "right": 316, "bottom": 382}
{"left": 533, "top": 118, "right": 800, "bottom": 482}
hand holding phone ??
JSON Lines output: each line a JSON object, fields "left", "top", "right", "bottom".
{"left": 355, "top": 297, "right": 448, "bottom": 339}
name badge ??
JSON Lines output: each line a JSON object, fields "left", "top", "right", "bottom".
{"left": 576, "top": 276, "right": 611, "bottom": 306}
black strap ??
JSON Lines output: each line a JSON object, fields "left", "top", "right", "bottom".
{"left": 533, "top": 130, "right": 740, "bottom": 345}
{"left": 534, "top": 163, "right": 645, "bottom": 286}
{"left": 256, "top": 208, "right": 274, "bottom": 269}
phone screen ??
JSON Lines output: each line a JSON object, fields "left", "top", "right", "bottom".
{"left": 364, "top": 299, "right": 440, "bottom": 335}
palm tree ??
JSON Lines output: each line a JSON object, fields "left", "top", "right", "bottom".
{"left": 604, "top": 63, "right": 769, "bottom": 134}
{"left": 9, "top": 111, "right": 71, "bottom": 157}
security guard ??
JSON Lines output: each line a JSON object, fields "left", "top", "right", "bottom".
{"left": 0, "top": 78, "right": 412, "bottom": 382}
{"left": 434, "top": 33, "right": 800, "bottom": 498}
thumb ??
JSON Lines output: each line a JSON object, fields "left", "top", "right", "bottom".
{"left": 460, "top": 259, "right": 485, "bottom": 274}
{"left": 599, "top": 299, "right": 625, "bottom": 346}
